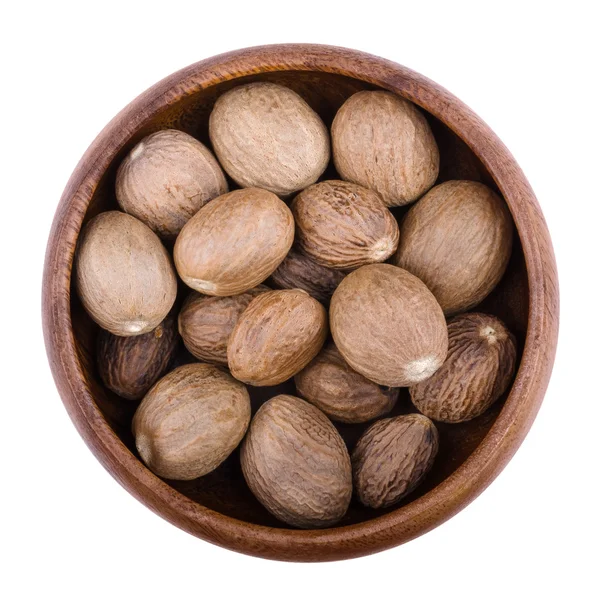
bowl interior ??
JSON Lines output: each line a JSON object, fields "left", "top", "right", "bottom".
{"left": 71, "top": 69, "right": 530, "bottom": 528}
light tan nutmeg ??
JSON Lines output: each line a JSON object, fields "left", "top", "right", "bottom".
{"left": 330, "top": 264, "right": 448, "bottom": 387}
{"left": 241, "top": 395, "right": 352, "bottom": 528}
{"left": 74, "top": 211, "right": 177, "bottom": 336}
{"left": 228, "top": 289, "right": 328, "bottom": 386}
{"left": 116, "top": 129, "right": 228, "bottom": 239}
{"left": 209, "top": 82, "right": 330, "bottom": 196}
{"left": 174, "top": 188, "right": 294, "bottom": 296}
{"left": 291, "top": 180, "right": 400, "bottom": 270}
{"left": 269, "top": 247, "right": 345, "bottom": 305}
{"left": 332, "top": 91, "right": 439, "bottom": 206}
{"left": 410, "top": 313, "right": 517, "bottom": 423}
{"left": 132, "top": 364, "right": 251, "bottom": 480}
{"left": 392, "top": 180, "right": 514, "bottom": 315}
{"left": 178, "top": 286, "right": 269, "bottom": 365}
{"left": 352, "top": 414, "right": 439, "bottom": 509}
{"left": 294, "top": 342, "right": 398, "bottom": 423}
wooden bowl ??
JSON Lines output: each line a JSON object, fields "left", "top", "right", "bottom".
{"left": 42, "top": 44, "right": 559, "bottom": 562}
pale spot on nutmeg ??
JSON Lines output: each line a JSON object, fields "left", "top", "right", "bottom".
{"left": 404, "top": 355, "right": 442, "bottom": 383}
{"left": 129, "top": 141, "right": 145, "bottom": 161}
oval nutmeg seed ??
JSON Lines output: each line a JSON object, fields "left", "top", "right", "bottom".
{"left": 116, "top": 129, "right": 228, "bottom": 239}
{"left": 209, "top": 82, "right": 330, "bottom": 196}
{"left": 97, "top": 314, "right": 179, "bottom": 401}
{"left": 392, "top": 180, "right": 514, "bottom": 315}
{"left": 269, "top": 247, "right": 345, "bottom": 305}
{"left": 410, "top": 313, "right": 517, "bottom": 423}
{"left": 74, "top": 211, "right": 177, "bottom": 336}
{"left": 352, "top": 414, "right": 439, "bottom": 509}
{"left": 330, "top": 264, "right": 448, "bottom": 387}
{"left": 132, "top": 363, "right": 251, "bottom": 480}
{"left": 291, "top": 180, "right": 400, "bottom": 270}
{"left": 332, "top": 90, "right": 439, "bottom": 206}
{"left": 241, "top": 395, "right": 352, "bottom": 528}
{"left": 228, "top": 289, "right": 328, "bottom": 386}
{"left": 173, "top": 188, "right": 294, "bottom": 296}
{"left": 294, "top": 342, "right": 398, "bottom": 423}
{"left": 178, "top": 286, "right": 269, "bottom": 365}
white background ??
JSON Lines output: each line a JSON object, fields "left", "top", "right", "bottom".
{"left": 2, "top": 1, "right": 598, "bottom": 598}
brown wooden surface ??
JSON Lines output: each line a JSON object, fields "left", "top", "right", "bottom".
{"left": 42, "top": 44, "right": 559, "bottom": 562}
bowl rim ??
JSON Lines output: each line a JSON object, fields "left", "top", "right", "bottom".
{"left": 42, "top": 43, "right": 559, "bottom": 562}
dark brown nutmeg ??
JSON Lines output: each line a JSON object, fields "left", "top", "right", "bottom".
{"left": 97, "top": 314, "right": 179, "bottom": 401}
{"left": 178, "top": 286, "right": 269, "bottom": 365}
{"left": 294, "top": 342, "right": 398, "bottom": 423}
{"left": 410, "top": 313, "right": 517, "bottom": 423}
{"left": 268, "top": 247, "right": 345, "bottom": 305}
{"left": 352, "top": 414, "right": 439, "bottom": 509}
{"left": 291, "top": 180, "right": 399, "bottom": 270}
{"left": 241, "top": 395, "right": 352, "bottom": 528}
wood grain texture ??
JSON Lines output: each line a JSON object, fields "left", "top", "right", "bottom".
{"left": 42, "top": 44, "right": 559, "bottom": 562}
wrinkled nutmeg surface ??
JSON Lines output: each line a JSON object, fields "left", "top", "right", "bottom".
{"left": 132, "top": 364, "right": 250, "bottom": 480}
{"left": 291, "top": 180, "right": 399, "bottom": 270}
{"left": 352, "top": 414, "right": 439, "bottom": 509}
{"left": 209, "top": 82, "right": 330, "bottom": 196}
{"left": 332, "top": 91, "right": 439, "bottom": 206}
{"left": 330, "top": 264, "right": 448, "bottom": 387}
{"left": 393, "top": 180, "right": 514, "bottom": 315}
{"left": 174, "top": 188, "right": 294, "bottom": 296}
{"left": 269, "top": 247, "right": 345, "bottom": 305}
{"left": 295, "top": 342, "right": 398, "bottom": 423}
{"left": 410, "top": 313, "right": 517, "bottom": 423}
{"left": 75, "top": 211, "right": 177, "bottom": 336}
{"left": 116, "top": 129, "right": 228, "bottom": 239}
{"left": 97, "top": 313, "right": 179, "bottom": 400}
{"left": 228, "top": 289, "right": 327, "bottom": 386}
{"left": 178, "top": 286, "right": 269, "bottom": 365}
{"left": 241, "top": 395, "right": 352, "bottom": 528}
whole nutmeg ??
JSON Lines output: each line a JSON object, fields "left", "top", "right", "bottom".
{"left": 228, "top": 289, "right": 327, "bottom": 386}
{"left": 74, "top": 211, "right": 177, "bottom": 336}
{"left": 97, "top": 314, "right": 179, "bottom": 400}
{"left": 330, "top": 264, "right": 448, "bottom": 387}
{"left": 178, "top": 286, "right": 269, "bottom": 365}
{"left": 132, "top": 364, "right": 250, "bottom": 480}
{"left": 392, "top": 180, "right": 514, "bottom": 315}
{"left": 410, "top": 313, "right": 517, "bottom": 423}
{"left": 291, "top": 180, "right": 400, "bottom": 270}
{"left": 332, "top": 91, "right": 439, "bottom": 206}
{"left": 352, "top": 414, "right": 439, "bottom": 509}
{"left": 209, "top": 83, "right": 330, "bottom": 196}
{"left": 174, "top": 188, "right": 294, "bottom": 296}
{"left": 269, "top": 247, "right": 345, "bottom": 305}
{"left": 294, "top": 342, "right": 398, "bottom": 423}
{"left": 116, "top": 129, "right": 228, "bottom": 239}
{"left": 241, "top": 395, "right": 352, "bottom": 528}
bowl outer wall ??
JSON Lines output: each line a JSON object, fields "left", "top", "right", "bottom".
{"left": 42, "top": 43, "right": 559, "bottom": 562}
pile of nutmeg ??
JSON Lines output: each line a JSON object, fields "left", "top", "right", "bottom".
{"left": 75, "top": 82, "right": 517, "bottom": 528}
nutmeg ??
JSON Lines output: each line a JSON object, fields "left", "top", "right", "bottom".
{"left": 291, "top": 180, "right": 399, "bottom": 270}
{"left": 330, "top": 264, "right": 448, "bottom": 387}
{"left": 269, "top": 247, "right": 345, "bottom": 305}
{"left": 178, "top": 286, "right": 269, "bottom": 365}
{"left": 97, "top": 314, "right": 179, "bottom": 401}
{"left": 392, "top": 180, "right": 514, "bottom": 315}
{"left": 228, "top": 289, "right": 327, "bottom": 386}
{"left": 174, "top": 188, "right": 294, "bottom": 296}
{"left": 132, "top": 364, "right": 251, "bottom": 480}
{"left": 209, "top": 82, "right": 330, "bottom": 196}
{"left": 241, "top": 395, "right": 352, "bottom": 528}
{"left": 116, "top": 129, "right": 228, "bottom": 239}
{"left": 410, "top": 313, "right": 517, "bottom": 423}
{"left": 352, "top": 414, "right": 439, "bottom": 509}
{"left": 332, "top": 91, "right": 439, "bottom": 206}
{"left": 74, "top": 211, "right": 177, "bottom": 336}
{"left": 294, "top": 342, "right": 398, "bottom": 423}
